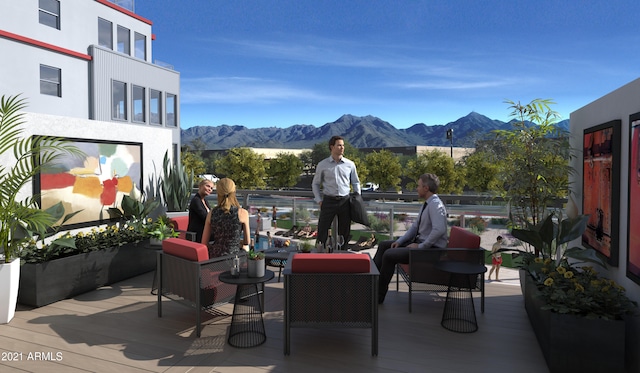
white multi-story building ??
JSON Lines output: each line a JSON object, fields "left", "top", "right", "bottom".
{"left": 0, "top": 0, "right": 182, "bottom": 226}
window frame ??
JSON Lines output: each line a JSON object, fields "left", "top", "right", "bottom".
{"left": 132, "top": 85, "right": 146, "bottom": 123}
{"left": 166, "top": 93, "right": 177, "bottom": 127}
{"left": 149, "top": 89, "right": 162, "bottom": 125}
{"left": 112, "top": 80, "right": 127, "bottom": 121}
{"left": 39, "top": 64, "right": 61, "bottom": 97}
{"left": 134, "top": 32, "right": 146, "bottom": 60}
{"left": 39, "top": 0, "right": 60, "bottom": 29}
{"left": 117, "top": 25, "right": 130, "bottom": 55}
{"left": 98, "top": 18, "right": 113, "bottom": 50}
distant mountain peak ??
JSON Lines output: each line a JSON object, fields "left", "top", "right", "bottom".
{"left": 181, "top": 113, "right": 569, "bottom": 150}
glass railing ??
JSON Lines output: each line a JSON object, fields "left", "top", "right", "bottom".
{"left": 108, "top": 0, "right": 134, "bottom": 12}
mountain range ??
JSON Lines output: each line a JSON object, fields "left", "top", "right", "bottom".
{"left": 180, "top": 112, "right": 570, "bottom": 149}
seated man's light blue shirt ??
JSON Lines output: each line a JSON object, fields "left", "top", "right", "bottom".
{"left": 312, "top": 156, "right": 361, "bottom": 203}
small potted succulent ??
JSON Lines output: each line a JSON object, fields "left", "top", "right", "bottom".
{"left": 247, "top": 249, "right": 265, "bottom": 278}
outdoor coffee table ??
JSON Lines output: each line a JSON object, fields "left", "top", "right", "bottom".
{"left": 219, "top": 270, "right": 275, "bottom": 348}
{"left": 436, "top": 261, "right": 487, "bottom": 333}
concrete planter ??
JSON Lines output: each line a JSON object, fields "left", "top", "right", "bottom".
{"left": 522, "top": 273, "right": 627, "bottom": 373}
{"left": 0, "top": 259, "right": 20, "bottom": 323}
{"left": 18, "top": 241, "right": 155, "bottom": 307}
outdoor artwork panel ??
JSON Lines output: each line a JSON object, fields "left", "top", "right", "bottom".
{"left": 582, "top": 121, "right": 620, "bottom": 265}
{"left": 37, "top": 138, "right": 143, "bottom": 228}
{"left": 628, "top": 115, "right": 640, "bottom": 284}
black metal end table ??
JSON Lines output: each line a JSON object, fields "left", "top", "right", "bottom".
{"left": 219, "top": 270, "right": 275, "bottom": 348}
{"left": 436, "top": 261, "right": 487, "bottom": 333}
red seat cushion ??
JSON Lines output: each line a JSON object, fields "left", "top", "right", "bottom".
{"left": 447, "top": 226, "right": 481, "bottom": 249}
{"left": 291, "top": 253, "right": 371, "bottom": 273}
{"left": 162, "top": 237, "right": 209, "bottom": 262}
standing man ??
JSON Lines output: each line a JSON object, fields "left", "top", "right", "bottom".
{"left": 312, "top": 135, "right": 361, "bottom": 246}
{"left": 374, "top": 173, "right": 448, "bottom": 304}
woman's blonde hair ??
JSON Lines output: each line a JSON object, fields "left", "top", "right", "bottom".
{"left": 216, "top": 178, "right": 240, "bottom": 212}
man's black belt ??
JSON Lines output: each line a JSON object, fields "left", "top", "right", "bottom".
{"left": 324, "top": 195, "right": 349, "bottom": 200}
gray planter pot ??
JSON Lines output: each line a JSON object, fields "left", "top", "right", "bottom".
{"left": 18, "top": 241, "right": 156, "bottom": 307}
{"left": 521, "top": 273, "right": 627, "bottom": 373}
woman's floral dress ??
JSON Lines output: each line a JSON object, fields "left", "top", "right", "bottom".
{"left": 207, "top": 206, "right": 242, "bottom": 258}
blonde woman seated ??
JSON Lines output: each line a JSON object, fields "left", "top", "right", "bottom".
{"left": 201, "top": 178, "right": 250, "bottom": 258}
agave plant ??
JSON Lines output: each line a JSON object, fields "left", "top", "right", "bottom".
{"left": 153, "top": 150, "right": 192, "bottom": 212}
{"left": 0, "top": 94, "right": 83, "bottom": 262}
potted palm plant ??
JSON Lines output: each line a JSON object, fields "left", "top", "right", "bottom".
{"left": 0, "top": 94, "right": 82, "bottom": 323}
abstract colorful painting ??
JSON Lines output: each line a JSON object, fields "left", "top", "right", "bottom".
{"left": 35, "top": 138, "right": 143, "bottom": 228}
{"left": 628, "top": 114, "right": 640, "bottom": 284}
{"left": 582, "top": 120, "right": 620, "bottom": 266}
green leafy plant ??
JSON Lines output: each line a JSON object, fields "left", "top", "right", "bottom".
{"left": 145, "top": 215, "right": 179, "bottom": 241}
{"left": 248, "top": 249, "right": 265, "bottom": 260}
{"left": 511, "top": 212, "right": 604, "bottom": 266}
{"left": 300, "top": 240, "right": 313, "bottom": 252}
{"left": 0, "top": 94, "right": 84, "bottom": 262}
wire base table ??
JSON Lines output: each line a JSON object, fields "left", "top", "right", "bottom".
{"left": 436, "top": 261, "right": 487, "bottom": 333}
{"left": 219, "top": 270, "right": 274, "bottom": 348}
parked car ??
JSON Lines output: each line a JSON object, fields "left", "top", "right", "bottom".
{"left": 362, "top": 182, "right": 379, "bottom": 192}
{"left": 198, "top": 174, "right": 220, "bottom": 183}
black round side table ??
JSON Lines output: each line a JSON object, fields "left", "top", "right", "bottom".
{"left": 436, "top": 261, "right": 487, "bottom": 333}
{"left": 218, "top": 270, "right": 275, "bottom": 348}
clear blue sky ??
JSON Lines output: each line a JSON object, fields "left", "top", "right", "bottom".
{"left": 135, "top": 0, "right": 640, "bottom": 129}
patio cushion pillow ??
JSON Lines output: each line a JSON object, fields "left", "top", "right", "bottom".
{"left": 291, "top": 253, "right": 370, "bottom": 273}
{"left": 162, "top": 237, "right": 209, "bottom": 262}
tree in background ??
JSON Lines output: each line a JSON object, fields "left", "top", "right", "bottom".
{"left": 298, "top": 150, "right": 313, "bottom": 175}
{"left": 405, "top": 149, "right": 463, "bottom": 194}
{"left": 181, "top": 151, "right": 206, "bottom": 185}
{"left": 267, "top": 152, "right": 303, "bottom": 189}
{"left": 364, "top": 149, "right": 402, "bottom": 192}
{"left": 215, "top": 147, "right": 267, "bottom": 189}
{"left": 493, "top": 99, "right": 571, "bottom": 226}
{"left": 461, "top": 149, "right": 501, "bottom": 192}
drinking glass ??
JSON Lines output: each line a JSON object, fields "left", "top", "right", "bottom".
{"left": 336, "top": 235, "right": 345, "bottom": 251}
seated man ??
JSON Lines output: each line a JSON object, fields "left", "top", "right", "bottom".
{"left": 373, "top": 173, "right": 448, "bottom": 304}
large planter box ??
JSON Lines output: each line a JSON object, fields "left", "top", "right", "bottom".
{"left": 18, "top": 242, "right": 156, "bottom": 307}
{"left": 522, "top": 274, "right": 627, "bottom": 373}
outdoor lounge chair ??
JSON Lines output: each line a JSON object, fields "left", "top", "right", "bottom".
{"left": 345, "top": 234, "right": 377, "bottom": 251}
{"left": 284, "top": 253, "right": 379, "bottom": 356}
{"left": 168, "top": 216, "right": 197, "bottom": 241}
{"left": 157, "top": 238, "right": 241, "bottom": 337}
{"left": 396, "top": 226, "right": 485, "bottom": 312}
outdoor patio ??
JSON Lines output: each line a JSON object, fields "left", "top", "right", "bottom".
{"left": 1, "top": 264, "right": 549, "bottom": 373}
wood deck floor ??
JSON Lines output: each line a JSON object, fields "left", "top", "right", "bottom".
{"left": 1, "top": 267, "right": 549, "bottom": 373}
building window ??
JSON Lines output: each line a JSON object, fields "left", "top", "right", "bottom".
{"left": 40, "top": 65, "right": 61, "bottom": 97}
{"left": 166, "top": 93, "right": 177, "bottom": 127}
{"left": 112, "top": 80, "right": 127, "bottom": 120}
{"left": 150, "top": 89, "right": 162, "bottom": 125}
{"left": 132, "top": 85, "right": 145, "bottom": 123}
{"left": 117, "top": 25, "right": 130, "bottom": 55}
{"left": 39, "top": 0, "right": 60, "bottom": 29}
{"left": 98, "top": 18, "right": 113, "bottom": 49}
{"left": 134, "top": 32, "right": 146, "bottom": 60}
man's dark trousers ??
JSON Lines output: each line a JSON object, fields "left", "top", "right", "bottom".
{"left": 317, "top": 196, "right": 351, "bottom": 245}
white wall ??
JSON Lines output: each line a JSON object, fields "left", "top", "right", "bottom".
{"left": 570, "top": 76, "right": 640, "bottom": 371}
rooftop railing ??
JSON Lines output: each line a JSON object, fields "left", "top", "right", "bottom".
{"left": 108, "top": 0, "right": 134, "bottom": 12}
